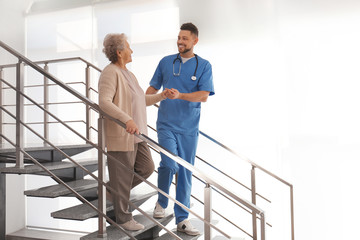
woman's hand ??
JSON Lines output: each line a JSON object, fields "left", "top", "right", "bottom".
{"left": 125, "top": 119, "right": 139, "bottom": 134}
{"left": 160, "top": 89, "right": 169, "bottom": 99}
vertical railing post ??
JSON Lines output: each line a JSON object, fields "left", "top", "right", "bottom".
{"left": 204, "top": 183, "right": 212, "bottom": 240}
{"left": 290, "top": 185, "right": 295, "bottom": 240}
{"left": 85, "top": 66, "right": 91, "bottom": 141}
{"left": 43, "top": 64, "right": 49, "bottom": 145}
{"left": 0, "top": 68, "right": 3, "bottom": 145}
{"left": 260, "top": 212, "right": 266, "bottom": 240}
{"left": 97, "top": 116, "right": 107, "bottom": 238}
{"left": 251, "top": 165, "right": 257, "bottom": 240}
{"left": 16, "top": 61, "right": 24, "bottom": 168}
{"left": 0, "top": 163, "right": 6, "bottom": 240}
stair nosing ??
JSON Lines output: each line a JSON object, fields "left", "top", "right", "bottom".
{"left": 52, "top": 188, "right": 157, "bottom": 220}
{"left": 24, "top": 179, "right": 98, "bottom": 198}
{"left": 0, "top": 143, "right": 93, "bottom": 154}
{"left": 0, "top": 159, "right": 97, "bottom": 174}
{"left": 80, "top": 210, "right": 174, "bottom": 240}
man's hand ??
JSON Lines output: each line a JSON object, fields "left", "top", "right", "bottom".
{"left": 125, "top": 119, "right": 139, "bottom": 135}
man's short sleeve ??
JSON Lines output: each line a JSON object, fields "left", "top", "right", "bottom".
{"left": 149, "top": 61, "right": 163, "bottom": 90}
{"left": 198, "top": 61, "right": 215, "bottom": 96}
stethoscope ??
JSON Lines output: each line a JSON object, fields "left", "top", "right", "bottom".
{"left": 173, "top": 53, "right": 198, "bottom": 81}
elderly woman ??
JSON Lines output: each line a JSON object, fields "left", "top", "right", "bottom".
{"left": 98, "top": 33, "right": 167, "bottom": 231}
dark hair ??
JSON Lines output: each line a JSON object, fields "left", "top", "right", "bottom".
{"left": 180, "top": 22, "right": 198, "bottom": 37}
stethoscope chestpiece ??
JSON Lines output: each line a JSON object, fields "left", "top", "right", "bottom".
{"left": 191, "top": 76, "right": 197, "bottom": 81}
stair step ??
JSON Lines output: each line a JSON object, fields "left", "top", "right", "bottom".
{"left": 0, "top": 159, "right": 97, "bottom": 175}
{"left": 24, "top": 179, "right": 97, "bottom": 198}
{"left": 155, "top": 231, "right": 201, "bottom": 240}
{"left": 52, "top": 184, "right": 157, "bottom": 220}
{"left": 0, "top": 144, "right": 93, "bottom": 163}
{"left": 66, "top": 187, "right": 98, "bottom": 200}
{"left": 155, "top": 219, "right": 203, "bottom": 240}
{"left": 80, "top": 210, "right": 174, "bottom": 240}
{"left": 52, "top": 199, "right": 112, "bottom": 221}
{"left": 6, "top": 228, "right": 84, "bottom": 240}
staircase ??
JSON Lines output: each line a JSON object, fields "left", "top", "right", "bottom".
{"left": 0, "top": 40, "right": 295, "bottom": 240}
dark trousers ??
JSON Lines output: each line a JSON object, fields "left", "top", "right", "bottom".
{"left": 107, "top": 142, "right": 154, "bottom": 223}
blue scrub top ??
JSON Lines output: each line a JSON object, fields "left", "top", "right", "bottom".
{"left": 150, "top": 54, "right": 214, "bottom": 135}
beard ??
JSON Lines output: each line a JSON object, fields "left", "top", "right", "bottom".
{"left": 178, "top": 45, "right": 192, "bottom": 54}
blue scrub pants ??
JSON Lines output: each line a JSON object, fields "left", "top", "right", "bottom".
{"left": 157, "top": 129, "right": 199, "bottom": 224}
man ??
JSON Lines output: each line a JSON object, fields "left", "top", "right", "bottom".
{"left": 146, "top": 22, "right": 214, "bottom": 236}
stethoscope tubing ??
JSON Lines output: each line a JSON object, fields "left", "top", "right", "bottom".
{"left": 172, "top": 53, "right": 198, "bottom": 81}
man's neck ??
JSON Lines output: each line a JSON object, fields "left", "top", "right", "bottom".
{"left": 180, "top": 51, "right": 194, "bottom": 58}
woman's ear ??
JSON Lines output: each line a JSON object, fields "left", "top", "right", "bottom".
{"left": 117, "top": 50, "right": 121, "bottom": 58}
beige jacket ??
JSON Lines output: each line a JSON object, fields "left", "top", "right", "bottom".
{"left": 98, "top": 63, "right": 163, "bottom": 151}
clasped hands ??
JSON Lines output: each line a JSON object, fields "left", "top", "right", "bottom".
{"left": 161, "top": 88, "right": 180, "bottom": 100}
{"left": 126, "top": 88, "right": 180, "bottom": 135}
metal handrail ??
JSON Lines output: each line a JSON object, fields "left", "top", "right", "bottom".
{"left": 2, "top": 101, "right": 83, "bottom": 107}
{"left": 0, "top": 40, "right": 267, "bottom": 239}
{"left": 2, "top": 120, "right": 85, "bottom": 125}
{"left": 0, "top": 57, "right": 102, "bottom": 72}
{"left": 1, "top": 81, "right": 85, "bottom": 89}
{"left": 200, "top": 131, "right": 293, "bottom": 186}
{"left": 201, "top": 131, "right": 295, "bottom": 239}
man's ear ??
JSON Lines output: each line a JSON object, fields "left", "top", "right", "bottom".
{"left": 193, "top": 37, "right": 199, "bottom": 46}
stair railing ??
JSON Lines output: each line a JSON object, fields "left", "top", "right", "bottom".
{"left": 42, "top": 54, "right": 295, "bottom": 240}
{"left": 0, "top": 57, "right": 100, "bottom": 145}
{"left": 200, "top": 131, "right": 295, "bottom": 240}
{"left": 7, "top": 53, "right": 294, "bottom": 240}
{"left": 0, "top": 53, "right": 280, "bottom": 233}
{"left": 0, "top": 40, "right": 267, "bottom": 239}
{"left": 1, "top": 55, "right": 270, "bottom": 237}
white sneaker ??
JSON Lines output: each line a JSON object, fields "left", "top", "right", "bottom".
{"left": 177, "top": 219, "right": 200, "bottom": 236}
{"left": 153, "top": 202, "right": 165, "bottom": 218}
{"left": 119, "top": 219, "right": 144, "bottom": 231}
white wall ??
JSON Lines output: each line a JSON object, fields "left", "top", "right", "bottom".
{"left": 0, "top": 0, "right": 32, "bottom": 235}
{"left": 177, "top": 1, "right": 360, "bottom": 240}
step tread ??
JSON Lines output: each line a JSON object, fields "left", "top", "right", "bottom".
{"left": 52, "top": 184, "right": 157, "bottom": 220}
{"left": 0, "top": 143, "right": 92, "bottom": 154}
{"left": 80, "top": 210, "right": 174, "bottom": 240}
{"left": 155, "top": 219, "right": 203, "bottom": 240}
{"left": 6, "top": 228, "right": 84, "bottom": 240}
{"left": 25, "top": 179, "right": 98, "bottom": 198}
{"left": 0, "top": 144, "right": 93, "bottom": 163}
{"left": 0, "top": 159, "right": 97, "bottom": 174}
